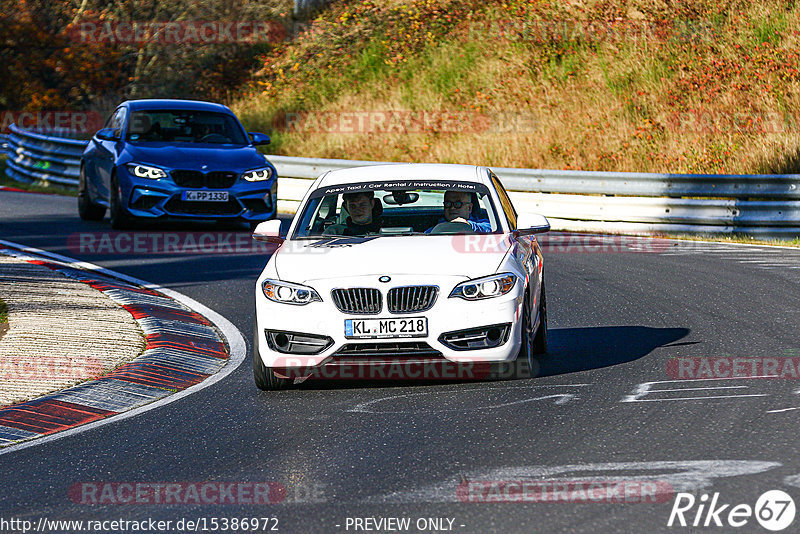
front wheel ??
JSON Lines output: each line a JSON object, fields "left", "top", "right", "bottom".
{"left": 109, "top": 174, "right": 134, "bottom": 230}
{"left": 253, "top": 326, "right": 292, "bottom": 391}
{"left": 532, "top": 279, "right": 548, "bottom": 355}
{"left": 78, "top": 166, "right": 106, "bottom": 221}
{"left": 512, "top": 287, "right": 539, "bottom": 379}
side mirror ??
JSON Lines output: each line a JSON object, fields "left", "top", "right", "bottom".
{"left": 514, "top": 213, "right": 550, "bottom": 236}
{"left": 96, "top": 128, "right": 120, "bottom": 142}
{"left": 252, "top": 219, "right": 284, "bottom": 244}
{"left": 249, "top": 132, "right": 271, "bottom": 146}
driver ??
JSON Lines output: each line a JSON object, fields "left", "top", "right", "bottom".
{"left": 194, "top": 122, "right": 213, "bottom": 141}
{"left": 426, "top": 191, "right": 492, "bottom": 233}
{"left": 323, "top": 191, "right": 383, "bottom": 236}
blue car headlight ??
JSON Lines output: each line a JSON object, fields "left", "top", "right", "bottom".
{"left": 242, "top": 166, "right": 273, "bottom": 182}
{"left": 126, "top": 163, "right": 167, "bottom": 179}
{"left": 450, "top": 273, "right": 517, "bottom": 300}
{"left": 262, "top": 279, "right": 321, "bottom": 305}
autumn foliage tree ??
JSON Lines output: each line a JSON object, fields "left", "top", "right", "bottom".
{"left": 0, "top": 0, "right": 291, "bottom": 121}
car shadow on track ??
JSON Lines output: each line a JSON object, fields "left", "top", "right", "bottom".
{"left": 537, "top": 325, "right": 691, "bottom": 377}
{"left": 285, "top": 325, "right": 690, "bottom": 391}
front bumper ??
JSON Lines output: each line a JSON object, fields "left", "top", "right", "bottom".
{"left": 119, "top": 166, "right": 277, "bottom": 221}
{"left": 254, "top": 274, "right": 526, "bottom": 370}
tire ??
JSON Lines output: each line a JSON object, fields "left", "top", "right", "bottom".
{"left": 252, "top": 325, "right": 292, "bottom": 391}
{"left": 532, "top": 279, "right": 548, "bottom": 355}
{"left": 109, "top": 174, "right": 134, "bottom": 230}
{"left": 78, "top": 166, "right": 106, "bottom": 221}
{"left": 513, "top": 287, "right": 538, "bottom": 379}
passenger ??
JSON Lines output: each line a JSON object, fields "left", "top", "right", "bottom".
{"left": 426, "top": 191, "right": 492, "bottom": 233}
{"left": 323, "top": 191, "right": 383, "bottom": 236}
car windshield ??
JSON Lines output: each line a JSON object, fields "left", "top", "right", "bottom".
{"left": 292, "top": 180, "right": 501, "bottom": 238}
{"left": 126, "top": 110, "right": 248, "bottom": 145}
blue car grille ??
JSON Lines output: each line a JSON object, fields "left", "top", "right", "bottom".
{"left": 171, "top": 170, "right": 238, "bottom": 189}
{"left": 163, "top": 197, "right": 242, "bottom": 215}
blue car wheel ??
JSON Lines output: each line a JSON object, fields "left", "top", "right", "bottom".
{"left": 109, "top": 173, "right": 135, "bottom": 229}
{"left": 78, "top": 165, "right": 106, "bottom": 221}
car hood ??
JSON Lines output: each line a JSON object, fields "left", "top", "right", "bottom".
{"left": 122, "top": 143, "right": 267, "bottom": 171}
{"left": 275, "top": 235, "right": 511, "bottom": 283}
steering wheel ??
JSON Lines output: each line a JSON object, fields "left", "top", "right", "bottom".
{"left": 199, "top": 133, "right": 230, "bottom": 143}
{"left": 428, "top": 221, "right": 473, "bottom": 235}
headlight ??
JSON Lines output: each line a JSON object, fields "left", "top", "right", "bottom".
{"left": 262, "top": 279, "right": 321, "bottom": 305}
{"left": 450, "top": 273, "right": 517, "bottom": 300}
{"left": 242, "top": 166, "right": 273, "bottom": 182}
{"left": 126, "top": 163, "right": 167, "bottom": 179}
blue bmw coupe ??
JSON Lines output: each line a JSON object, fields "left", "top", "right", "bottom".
{"left": 79, "top": 99, "right": 277, "bottom": 229}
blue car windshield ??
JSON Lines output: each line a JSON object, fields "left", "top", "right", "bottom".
{"left": 127, "top": 110, "right": 248, "bottom": 145}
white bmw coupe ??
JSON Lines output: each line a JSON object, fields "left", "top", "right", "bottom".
{"left": 251, "top": 164, "right": 550, "bottom": 390}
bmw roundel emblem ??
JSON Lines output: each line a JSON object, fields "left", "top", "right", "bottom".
{"left": 379, "top": 276, "right": 391, "bottom": 283}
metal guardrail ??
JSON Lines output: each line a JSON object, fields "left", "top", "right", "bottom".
{"left": 268, "top": 156, "right": 800, "bottom": 237}
{"left": 4, "top": 126, "right": 800, "bottom": 236}
{"left": 4, "top": 124, "right": 84, "bottom": 186}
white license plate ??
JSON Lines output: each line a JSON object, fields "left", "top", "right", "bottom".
{"left": 345, "top": 317, "right": 428, "bottom": 339}
{"left": 182, "top": 190, "right": 229, "bottom": 202}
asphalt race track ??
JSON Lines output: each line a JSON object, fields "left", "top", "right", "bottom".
{"left": 2, "top": 189, "right": 800, "bottom": 533}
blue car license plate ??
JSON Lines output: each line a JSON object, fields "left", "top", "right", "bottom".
{"left": 182, "top": 190, "right": 229, "bottom": 202}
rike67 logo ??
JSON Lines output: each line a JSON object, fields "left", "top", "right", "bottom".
{"left": 668, "top": 490, "right": 796, "bottom": 531}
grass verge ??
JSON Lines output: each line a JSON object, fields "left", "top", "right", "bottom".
{"left": 0, "top": 297, "right": 8, "bottom": 342}
{"left": 654, "top": 233, "right": 800, "bottom": 248}
{"left": 234, "top": 0, "right": 800, "bottom": 174}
